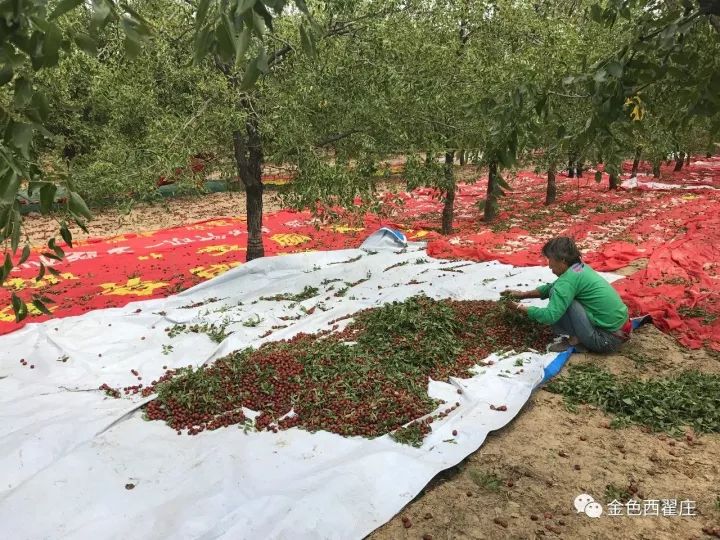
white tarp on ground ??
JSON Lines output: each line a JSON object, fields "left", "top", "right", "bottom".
{"left": 622, "top": 175, "right": 719, "bottom": 190}
{"left": 0, "top": 242, "right": 620, "bottom": 539}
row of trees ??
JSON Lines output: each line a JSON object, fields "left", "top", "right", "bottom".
{"left": 1, "top": 0, "right": 719, "bottom": 318}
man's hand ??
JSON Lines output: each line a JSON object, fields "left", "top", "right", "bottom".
{"left": 500, "top": 289, "right": 525, "bottom": 299}
{"left": 513, "top": 302, "right": 529, "bottom": 313}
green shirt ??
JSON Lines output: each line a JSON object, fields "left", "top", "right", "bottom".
{"left": 527, "top": 263, "right": 628, "bottom": 331}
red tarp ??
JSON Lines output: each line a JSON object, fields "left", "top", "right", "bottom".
{"left": 2, "top": 157, "right": 719, "bottom": 349}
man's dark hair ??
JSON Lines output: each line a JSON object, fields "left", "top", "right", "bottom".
{"left": 542, "top": 237, "right": 582, "bottom": 265}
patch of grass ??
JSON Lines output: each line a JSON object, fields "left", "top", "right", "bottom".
{"left": 560, "top": 201, "right": 583, "bottom": 215}
{"left": 678, "top": 306, "right": 717, "bottom": 324}
{"left": 546, "top": 364, "right": 720, "bottom": 435}
{"left": 469, "top": 470, "right": 502, "bottom": 492}
{"left": 624, "top": 350, "right": 655, "bottom": 368}
{"left": 604, "top": 483, "right": 632, "bottom": 503}
{"left": 490, "top": 220, "right": 512, "bottom": 233}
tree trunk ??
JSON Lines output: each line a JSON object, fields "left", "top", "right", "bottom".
{"left": 233, "top": 111, "right": 265, "bottom": 261}
{"left": 685, "top": 153, "right": 691, "bottom": 165}
{"left": 484, "top": 160, "right": 499, "bottom": 222}
{"left": 425, "top": 151, "right": 433, "bottom": 166}
{"left": 674, "top": 153, "right": 685, "bottom": 171}
{"left": 576, "top": 159, "right": 583, "bottom": 178}
{"left": 441, "top": 151, "right": 455, "bottom": 234}
{"left": 631, "top": 147, "right": 641, "bottom": 177}
{"left": 652, "top": 161, "right": 661, "bottom": 178}
{"left": 545, "top": 162, "right": 557, "bottom": 205}
{"left": 707, "top": 152, "right": 713, "bottom": 159}
{"left": 568, "top": 156, "right": 575, "bottom": 178}
{"left": 609, "top": 173, "right": 620, "bottom": 190}
{"left": 459, "top": 150, "right": 466, "bottom": 166}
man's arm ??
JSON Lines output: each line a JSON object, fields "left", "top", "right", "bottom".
{"left": 526, "top": 279, "right": 576, "bottom": 325}
{"left": 500, "top": 289, "right": 543, "bottom": 299}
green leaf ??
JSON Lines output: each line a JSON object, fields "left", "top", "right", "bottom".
{"left": 37, "top": 263, "right": 46, "bottom": 281}
{"left": 42, "top": 251, "right": 63, "bottom": 262}
{"left": 235, "top": 27, "right": 251, "bottom": 66}
{"left": 40, "top": 183, "right": 57, "bottom": 213}
{"left": 30, "top": 91, "right": 50, "bottom": 121}
{"left": 60, "top": 223, "right": 73, "bottom": 248}
{"left": 68, "top": 192, "right": 92, "bottom": 220}
{"left": 48, "top": 238, "right": 65, "bottom": 258}
{"left": 19, "top": 244, "right": 31, "bottom": 265}
{"left": 251, "top": 10, "right": 267, "bottom": 36}
{"left": 91, "top": 1, "right": 113, "bottom": 31}
{"left": 193, "top": 27, "right": 213, "bottom": 64}
{"left": 196, "top": 0, "right": 211, "bottom": 25}
{"left": 2, "top": 253, "right": 11, "bottom": 281}
{"left": 13, "top": 77, "right": 33, "bottom": 108}
{"left": 300, "top": 25, "right": 315, "bottom": 58}
{"left": 11, "top": 293, "right": 28, "bottom": 322}
{"left": 607, "top": 61, "right": 623, "bottom": 78}
{"left": 256, "top": 47, "right": 269, "bottom": 72}
{"left": 0, "top": 65, "right": 13, "bottom": 86}
{"left": 593, "top": 69, "right": 607, "bottom": 83}
{"left": 253, "top": 2, "right": 274, "bottom": 31}
{"left": 236, "top": 0, "right": 257, "bottom": 16}
{"left": 497, "top": 175, "right": 511, "bottom": 191}
{"left": 10, "top": 207, "right": 20, "bottom": 252}
{"left": 240, "top": 52, "right": 265, "bottom": 90}
{"left": 0, "top": 170, "right": 20, "bottom": 203}
{"left": 74, "top": 34, "right": 98, "bottom": 55}
{"left": 47, "top": 266, "right": 61, "bottom": 277}
{"left": 294, "top": 0, "right": 309, "bottom": 14}
{"left": 49, "top": 0, "right": 84, "bottom": 20}
{"left": 11, "top": 122, "right": 33, "bottom": 159}
{"left": 590, "top": 4, "right": 603, "bottom": 23}
{"left": 215, "top": 17, "right": 236, "bottom": 64}
{"left": 32, "top": 298, "right": 53, "bottom": 316}
{"left": 122, "top": 18, "right": 146, "bottom": 59}
{"left": 42, "top": 26, "right": 63, "bottom": 67}
{"left": 74, "top": 217, "right": 88, "bottom": 233}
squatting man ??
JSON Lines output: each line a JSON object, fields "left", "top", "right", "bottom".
{"left": 501, "top": 236, "right": 632, "bottom": 353}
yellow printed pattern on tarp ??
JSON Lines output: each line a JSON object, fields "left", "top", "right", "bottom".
{"left": 99, "top": 278, "right": 169, "bottom": 296}
{"left": 271, "top": 233, "right": 311, "bottom": 247}
{"left": 190, "top": 262, "right": 242, "bottom": 279}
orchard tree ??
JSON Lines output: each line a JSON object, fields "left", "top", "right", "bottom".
{"left": 0, "top": 0, "right": 313, "bottom": 318}
{"left": 555, "top": 0, "right": 720, "bottom": 179}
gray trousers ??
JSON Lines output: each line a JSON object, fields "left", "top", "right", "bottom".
{"left": 552, "top": 300, "right": 624, "bottom": 354}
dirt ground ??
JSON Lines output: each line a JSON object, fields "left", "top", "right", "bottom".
{"left": 370, "top": 325, "right": 720, "bottom": 540}
{"left": 21, "top": 192, "right": 720, "bottom": 539}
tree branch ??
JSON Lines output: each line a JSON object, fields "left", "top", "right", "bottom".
{"left": 315, "top": 129, "right": 363, "bottom": 147}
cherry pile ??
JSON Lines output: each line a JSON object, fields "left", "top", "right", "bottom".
{"left": 136, "top": 296, "right": 552, "bottom": 445}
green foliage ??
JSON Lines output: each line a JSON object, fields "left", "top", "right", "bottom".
{"left": 604, "top": 483, "right": 632, "bottom": 503}
{"left": 0, "top": 0, "right": 312, "bottom": 319}
{"left": 469, "top": 470, "right": 503, "bottom": 493}
{"left": 546, "top": 364, "right": 720, "bottom": 435}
